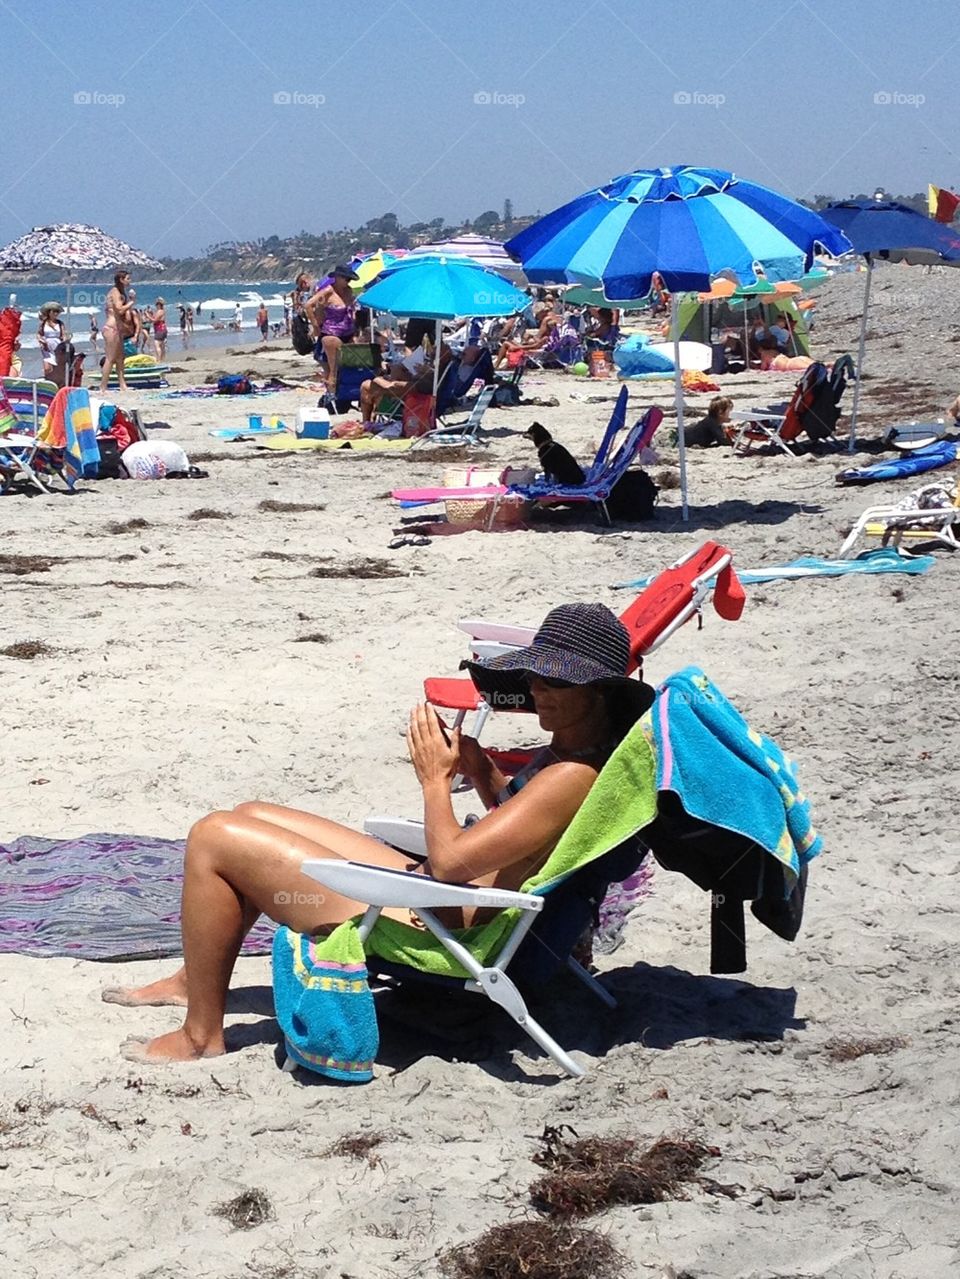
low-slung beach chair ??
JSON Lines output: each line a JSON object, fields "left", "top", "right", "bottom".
{"left": 424, "top": 541, "right": 744, "bottom": 747}
{"left": 411, "top": 383, "right": 498, "bottom": 448}
{"left": 298, "top": 723, "right": 657, "bottom": 1078}
{"left": 839, "top": 481, "right": 960, "bottom": 556}
{"left": 731, "top": 358, "right": 855, "bottom": 456}
{"left": 394, "top": 394, "right": 661, "bottom": 526}
{"left": 0, "top": 377, "right": 62, "bottom": 494}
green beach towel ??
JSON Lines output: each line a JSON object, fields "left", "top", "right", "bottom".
{"left": 361, "top": 720, "right": 659, "bottom": 979}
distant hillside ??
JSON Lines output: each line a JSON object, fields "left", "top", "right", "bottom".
{"left": 0, "top": 207, "right": 537, "bottom": 285}
{"left": 2, "top": 190, "right": 951, "bottom": 286}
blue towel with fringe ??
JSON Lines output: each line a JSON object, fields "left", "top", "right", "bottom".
{"left": 272, "top": 922, "right": 378, "bottom": 1081}
{"left": 652, "top": 668, "right": 822, "bottom": 881}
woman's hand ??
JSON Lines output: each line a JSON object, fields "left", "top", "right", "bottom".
{"left": 456, "top": 734, "right": 490, "bottom": 785}
{"left": 406, "top": 703, "right": 460, "bottom": 787}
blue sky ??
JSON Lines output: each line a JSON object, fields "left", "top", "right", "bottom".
{"left": 3, "top": 0, "right": 956, "bottom": 257}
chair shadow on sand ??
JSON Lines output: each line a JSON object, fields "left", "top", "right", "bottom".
{"left": 227, "top": 963, "right": 803, "bottom": 1085}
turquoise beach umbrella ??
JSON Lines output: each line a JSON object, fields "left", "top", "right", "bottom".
{"left": 359, "top": 255, "right": 528, "bottom": 399}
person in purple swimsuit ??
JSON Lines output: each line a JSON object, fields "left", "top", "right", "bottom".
{"left": 303, "top": 263, "right": 360, "bottom": 409}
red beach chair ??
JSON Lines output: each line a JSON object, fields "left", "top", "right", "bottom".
{"left": 424, "top": 541, "right": 745, "bottom": 749}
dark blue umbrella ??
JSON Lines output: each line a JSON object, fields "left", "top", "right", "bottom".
{"left": 506, "top": 167, "right": 849, "bottom": 517}
{"left": 820, "top": 200, "right": 960, "bottom": 448}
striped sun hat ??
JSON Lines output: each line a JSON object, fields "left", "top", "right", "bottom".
{"left": 462, "top": 602, "right": 647, "bottom": 714}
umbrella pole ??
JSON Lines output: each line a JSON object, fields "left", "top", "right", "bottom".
{"left": 65, "top": 272, "right": 72, "bottom": 333}
{"left": 848, "top": 255, "right": 873, "bottom": 452}
{"left": 432, "top": 318, "right": 442, "bottom": 414}
{"left": 671, "top": 293, "right": 689, "bottom": 521}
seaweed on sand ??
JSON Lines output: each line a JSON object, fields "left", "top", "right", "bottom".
{"left": 440, "top": 1220, "right": 626, "bottom": 1279}
{"left": 530, "top": 1126, "right": 720, "bottom": 1219}
{"left": 212, "top": 1188, "right": 274, "bottom": 1230}
{"left": 309, "top": 557, "right": 410, "bottom": 580}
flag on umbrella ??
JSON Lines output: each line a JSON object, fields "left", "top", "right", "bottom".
{"left": 927, "top": 184, "right": 960, "bottom": 225}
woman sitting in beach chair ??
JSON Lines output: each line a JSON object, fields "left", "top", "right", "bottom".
{"left": 105, "top": 605, "right": 652, "bottom": 1064}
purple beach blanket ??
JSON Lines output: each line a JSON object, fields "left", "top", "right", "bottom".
{"left": 0, "top": 833, "right": 276, "bottom": 961}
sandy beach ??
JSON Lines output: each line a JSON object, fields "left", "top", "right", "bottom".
{"left": 2, "top": 266, "right": 959, "bottom": 1278}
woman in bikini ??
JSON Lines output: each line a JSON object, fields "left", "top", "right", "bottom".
{"left": 303, "top": 263, "right": 359, "bottom": 410}
{"left": 152, "top": 298, "right": 168, "bottom": 360}
{"left": 104, "top": 604, "right": 651, "bottom": 1063}
{"left": 100, "top": 270, "right": 133, "bottom": 391}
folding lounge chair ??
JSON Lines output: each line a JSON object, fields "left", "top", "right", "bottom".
{"left": 295, "top": 670, "right": 804, "bottom": 1075}
{"left": 839, "top": 481, "right": 960, "bottom": 556}
{"left": 498, "top": 404, "right": 662, "bottom": 526}
{"left": 731, "top": 358, "right": 855, "bottom": 456}
{"left": 0, "top": 377, "right": 63, "bottom": 494}
{"left": 423, "top": 540, "right": 744, "bottom": 748}
{"left": 411, "top": 383, "right": 497, "bottom": 448}
{"left": 298, "top": 724, "right": 657, "bottom": 1078}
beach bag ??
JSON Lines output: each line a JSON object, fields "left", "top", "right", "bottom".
{"left": 121, "top": 439, "right": 190, "bottom": 479}
{"left": 492, "top": 381, "right": 521, "bottom": 407}
{"left": 291, "top": 313, "right": 313, "bottom": 356}
{"left": 216, "top": 373, "right": 253, "bottom": 395}
{"left": 605, "top": 469, "right": 659, "bottom": 521}
{"left": 402, "top": 391, "right": 435, "bottom": 437}
{"left": 94, "top": 436, "right": 123, "bottom": 479}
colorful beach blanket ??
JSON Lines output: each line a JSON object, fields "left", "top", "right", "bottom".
{"left": 0, "top": 833, "right": 276, "bottom": 960}
{"left": 38, "top": 387, "right": 100, "bottom": 487}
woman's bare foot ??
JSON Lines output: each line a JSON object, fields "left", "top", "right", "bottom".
{"left": 120, "top": 1026, "right": 226, "bottom": 1064}
{"left": 102, "top": 971, "right": 188, "bottom": 1007}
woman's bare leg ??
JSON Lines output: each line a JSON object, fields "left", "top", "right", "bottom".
{"left": 321, "top": 335, "right": 342, "bottom": 395}
{"left": 115, "top": 807, "right": 411, "bottom": 1062}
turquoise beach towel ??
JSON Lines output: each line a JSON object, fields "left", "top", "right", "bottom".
{"left": 652, "top": 667, "right": 822, "bottom": 881}
{"left": 272, "top": 923, "right": 378, "bottom": 1081}
{"left": 612, "top": 547, "right": 935, "bottom": 590}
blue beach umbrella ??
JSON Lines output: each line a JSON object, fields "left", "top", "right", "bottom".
{"left": 507, "top": 166, "right": 850, "bottom": 517}
{"left": 819, "top": 200, "right": 960, "bottom": 449}
{"left": 359, "top": 256, "right": 528, "bottom": 399}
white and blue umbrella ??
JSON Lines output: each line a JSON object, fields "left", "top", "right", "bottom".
{"left": 409, "top": 233, "right": 526, "bottom": 283}
{"left": 507, "top": 166, "right": 850, "bottom": 516}
{"left": 0, "top": 222, "right": 163, "bottom": 327}
{"left": 359, "top": 255, "right": 527, "bottom": 400}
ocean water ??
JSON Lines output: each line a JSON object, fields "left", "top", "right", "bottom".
{"left": 4, "top": 280, "right": 294, "bottom": 375}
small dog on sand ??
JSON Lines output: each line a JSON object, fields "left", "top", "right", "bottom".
{"left": 525, "top": 422, "right": 586, "bottom": 487}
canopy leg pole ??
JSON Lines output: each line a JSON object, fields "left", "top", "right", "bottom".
{"left": 671, "top": 292, "right": 689, "bottom": 522}
{"left": 849, "top": 255, "right": 872, "bottom": 453}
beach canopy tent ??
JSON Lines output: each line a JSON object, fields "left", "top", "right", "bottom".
{"left": 358, "top": 255, "right": 528, "bottom": 400}
{"left": 0, "top": 224, "right": 163, "bottom": 329}
{"left": 819, "top": 199, "right": 960, "bottom": 449}
{"left": 408, "top": 233, "right": 526, "bottom": 284}
{"left": 506, "top": 165, "right": 851, "bottom": 517}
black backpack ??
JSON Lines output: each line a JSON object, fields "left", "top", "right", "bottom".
{"left": 291, "top": 313, "right": 313, "bottom": 356}
{"left": 605, "top": 468, "right": 659, "bottom": 521}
